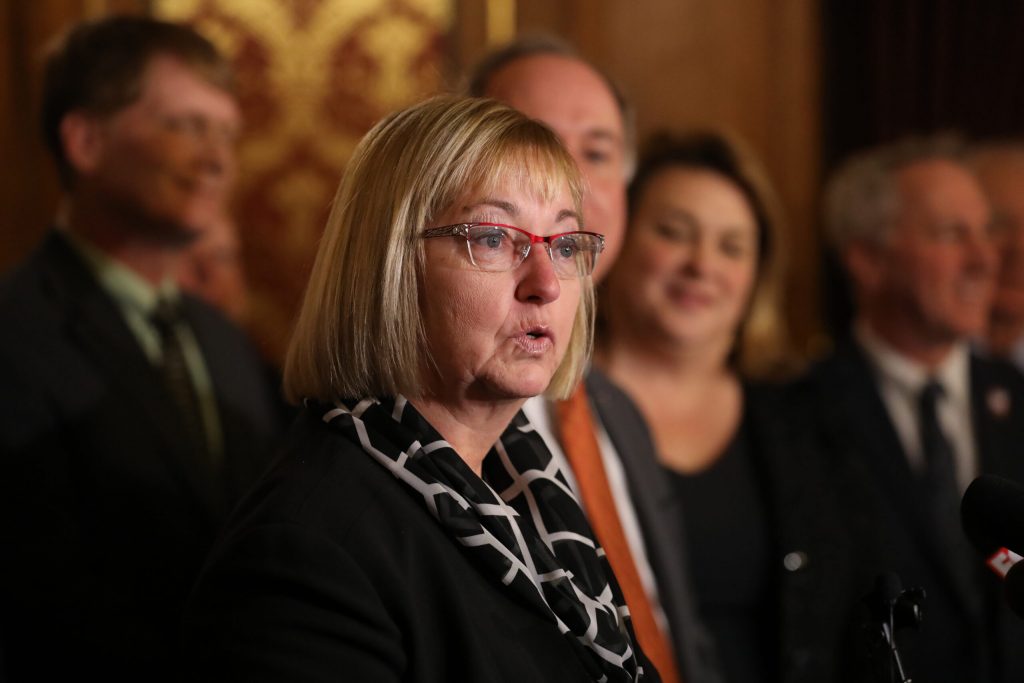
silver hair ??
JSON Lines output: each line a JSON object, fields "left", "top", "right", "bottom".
{"left": 967, "top": 139, "right": 1024, "bottom": 171}
{"left": 823, "top": 133, "right": 967, "bottom": 250}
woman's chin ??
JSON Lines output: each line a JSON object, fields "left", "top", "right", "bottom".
{"left": 475, "top": 374, "right": 553, "bottom": 403}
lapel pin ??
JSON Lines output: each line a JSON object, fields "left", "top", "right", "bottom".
{"left": 986, "top": 387, "right": 1011, "bottom": 419}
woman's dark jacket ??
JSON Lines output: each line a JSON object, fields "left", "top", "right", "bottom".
{"left": 182, "top": 408, "right": 623, "bottom": 682}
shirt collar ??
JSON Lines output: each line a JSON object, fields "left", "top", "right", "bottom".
{"left": 855, "top": 321, "right": 970, "bottom": 405}
{"left": 63, "top": 230, "right": 180, "bottom": 316}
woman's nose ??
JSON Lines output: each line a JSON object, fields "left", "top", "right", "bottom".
{"left": 515, "top": 245, "right": 561, "bottom": 304}
{"left": 680, "top": 237, "right": 710, "bottom": 276}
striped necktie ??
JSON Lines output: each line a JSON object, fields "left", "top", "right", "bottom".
{"left": 151, "top": 297, "right": 209, "bottom": 462}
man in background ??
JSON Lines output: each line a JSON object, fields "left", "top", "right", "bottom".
{"left": 0, "top": 16, "right": 280, "bottom": 681}
{"left": 970, "top": 143, "right": 1024, "bottom": 369}
{"left": 468, "top": 37, "right": 722, "bottom": 683}
{"left": 806, "top": 136, "right": 1024, "bottom": 683}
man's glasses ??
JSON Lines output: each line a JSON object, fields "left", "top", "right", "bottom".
{"left": 421, "top": 222, "right": 605, "bottom": 279}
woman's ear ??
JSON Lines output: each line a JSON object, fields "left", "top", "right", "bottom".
{"left": 60, "top": 111, "right": 105, "bottom": 176}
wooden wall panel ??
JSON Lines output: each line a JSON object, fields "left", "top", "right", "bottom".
{"left": 515, "top": 0, "right": 826, "bottom": 359}
{"left": 1, "top": 0, "right": 824, "bottom": 360}
{"left": 0, "top": 0, "right": 451, "bottom": 366}
{"left": 154, "top": 0, "right": 453, "bottom": 363}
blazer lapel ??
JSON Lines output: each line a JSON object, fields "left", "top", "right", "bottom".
{"left": 824, "top": 344, "right": 922, "bottom": 531}
{"left": 970, "top": 356, "right": 1024, "bottom": 483}
{"left": 45, "top": 233, "right": 222, "bottom": 521}
{"left": 584, "top": 368, "right": 725, "bottom": 683}
{"left": 825, "top": 343, "right": 983, "bottom": 624}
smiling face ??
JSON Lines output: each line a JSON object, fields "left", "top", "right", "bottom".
{"left": 974, "top": 151, "right": 1024, "bottom": 351}
{"left": 856, "top": 159, "right": 996, "bottom": 355}
{"left": 419, "top": 177, "right": 583, "bottom": 404}
{"left": 483, "top": 54, "right": 627, "bottom": 282}
{"left": 80, "top": 55, "right": 240, "bottom": 244}
{"left": 609, "top": 166, "right": 759, "bottom": 356}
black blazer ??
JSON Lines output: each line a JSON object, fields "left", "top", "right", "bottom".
{"left": 599, "top": 373, "right": 862, "bottom": 683}
{"left": 742, "top": 381, "right": 867, "bottom": 683}
{"left": 0, "top": 231, "right": 281, "bottom": 682}
{"left": 802, "top": 340, "right": 1024, "bottom": 683}
{"left": 586, "top": 368, "right": 725, "bottom": 683}
{"left": 183, "top": 408, "right": 642, "bottom": 683}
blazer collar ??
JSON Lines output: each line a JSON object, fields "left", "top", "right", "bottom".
{"left": 39, "top": 231, "right": 223, "bottom": 520}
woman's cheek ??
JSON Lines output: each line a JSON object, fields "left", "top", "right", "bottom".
{"left": 636, "top": 236, "right": 679, "bottom": 278}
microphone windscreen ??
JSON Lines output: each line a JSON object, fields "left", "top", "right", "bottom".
{"left": 961, "top": 475, "right": 1024, "bottom": 556}
{"left": 1004, "top": 560, "right": 1024, "bottom": 620}
{"left": 875, "top": 571, "right": 903, "bottom": 602}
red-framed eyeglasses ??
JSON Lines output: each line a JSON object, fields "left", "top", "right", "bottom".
{"left": 421, "top": 222, "right": 605, "bottom": 279}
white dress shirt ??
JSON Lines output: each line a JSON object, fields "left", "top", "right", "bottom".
{"left": 521, "top": 394, "right": 671, "bottom": 635}
{"left": 856, "top": 323, "right": 978, "bottom": 493}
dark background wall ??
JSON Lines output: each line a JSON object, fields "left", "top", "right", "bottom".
{"left": 820, "top": 0, "right": 1024, "bottom": 338}
{"left": 4, "top": 1, "right": 1022, "bottom": 363}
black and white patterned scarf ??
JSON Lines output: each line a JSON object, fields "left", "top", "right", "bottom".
{"left": 319, "top": 396, "right": 647, "bottom": 682}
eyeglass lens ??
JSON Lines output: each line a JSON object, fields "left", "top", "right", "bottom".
{"left": 464, "top": 224, "right": 600, "bottom": 278}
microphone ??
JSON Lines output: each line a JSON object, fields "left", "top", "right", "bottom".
{"left": 961, "top": 475, "right": 1024, "bottom": 578}
{"left": 1006, "top": 561, "right": 1024, "bottom": 619}
{"left": 865, "top": 572, "right": 924, "bottom": 628}
{"left": 876, "top": 571, "right": 904, "bottom": 608}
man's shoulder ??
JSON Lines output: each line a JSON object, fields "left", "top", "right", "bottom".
{"left": 582, "top": 366, "right": 658, "bottom": 465}
{"left": 971, "top": 351, "right": 1024, "bottom": 389}
{"left": 0, "top": 232, "right": 85, "bottom": 349}
{"left": 1, "top": 233, "right": 55, "bottom": 300}
{"left": 179, "top": 292, "right": 279, "bottom": 405}
{"left": 803, "top": 337, "right": 868, "bottom": 380}
{"left": 790, "top": 339, "right": 878, "bottom": 415}
{"left": 583, "top": 366, "right": 640, "bottom": 413}
{"left": 179, "top": 291, "right": 262, "bottom": 361}
{"left": 232, "top": 410, "right": 449, "bottom": 549}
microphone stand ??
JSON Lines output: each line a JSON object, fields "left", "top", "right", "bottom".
{"left": 865, "top": 573, "right": 925, "bottom": 683}
{"left": 881, "top": 604, "right": 910, "bottom": 683}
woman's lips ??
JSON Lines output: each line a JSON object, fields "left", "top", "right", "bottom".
{"left": 666, "top": 283, "right": 714, "bottom": 308}
{"left": 512, "top": 326, "right": 553, "bottom": 354}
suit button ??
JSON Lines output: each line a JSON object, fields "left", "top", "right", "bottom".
{"left": 783, "top": 551, "right": 808, "bottom": 571}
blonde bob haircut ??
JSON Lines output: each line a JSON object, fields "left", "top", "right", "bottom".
{"left": 284, "top": 95, "right": 591, "bottom": 404}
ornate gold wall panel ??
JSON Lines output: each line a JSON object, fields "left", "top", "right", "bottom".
{"left": 153, "top": 0, "right": 453, "bottom": 363}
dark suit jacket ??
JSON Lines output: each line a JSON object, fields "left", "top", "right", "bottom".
{"left": 0, "top": 231, "right": 281, "bottom": 682}
{"left": 183, "top": 407, "right": 648, "bottom": 683}
{"left": 586, "top": 368, "right": 724, "bottom": 683}
{"left": 743, "top": 382, "right": 867, "bottom": 683}
{"left": 803, "top": 340, "right": 1024, "bottom": 683}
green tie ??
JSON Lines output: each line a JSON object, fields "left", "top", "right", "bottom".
{"left": 151, "top": 297, "right": 209, "bottom": 462}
